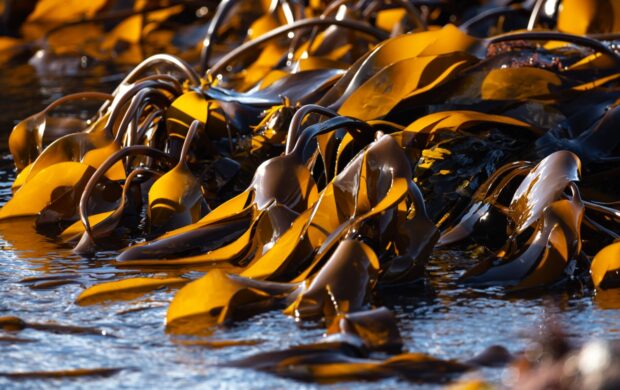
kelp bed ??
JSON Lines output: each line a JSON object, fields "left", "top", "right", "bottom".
{"left": 2, "top": 0, "right": 620, "bottom": 388}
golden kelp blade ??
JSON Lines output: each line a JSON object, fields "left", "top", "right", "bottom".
{"left": 147, "top": 164, "right": 203, "bottom": 231}
{"left": 460, "top": 152, "right": 584, "bottom": 288}
{"left": 338, "top": 52, "right": 477, "bottom": 120}
{"left": 118, "top": 192, "right": 255, "bottom": 261}
{"left": 76, "top": 277, "right": 188, "bottom": 306}
{"left": 404, "top": 110, "right": 533, "bottom": 135}
{"left": 166, "top": 91, "right": 226, "bottom": 138}
{"left": 591, "top": 241, "right": 620, "bottom": 289}
{"left": 166, "top": 269, "right": 298, "bottom": 333}
{"left": 557, "top": 0, "right": 620, "bottom": 35}
{"left": 20, "top": 114, "right": 125, "bottom": 184}
{"left": 148, "top": 120, "right": 204, "bottom": 232}
{"left": 480, "top": 67, "right": 562, "bottom": 101}
{"left": 0, "top": 161, "right": 94, "bottom": 221}
{"left": 323, "top": 23, "right": 480, "bottom": 104}
{"left": 61, "top": 210, "right": 114, "bottom": 241}
{"left": 115, "top": 210, "right": 265, "bottom": 269}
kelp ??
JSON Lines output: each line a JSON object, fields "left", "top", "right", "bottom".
{"left": 226, "top": 338, "right": 471, "bottom": 383}
{"left": 0, "top": 368, "right": 123, "bottom": 380}
{"left": 2, "top": 0, "right": 620, "bottom": 386}
{"left": 76, "top": 276, "right": 188, "bottom": 305}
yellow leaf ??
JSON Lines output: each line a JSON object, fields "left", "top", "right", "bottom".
{"left": 557, "top": 0, "right": 620, "bottom": 34}
{"left": 0, "top": 162, "right": 94, "bottom": 221}
{"left": 166, "top": 270, "right": 295, "bottom": 333}
{"left": 26, "top": 0, "right": 108, "bottom": 23}
{"left": 339, "top": 53, "right": 476, "bottom": 120}
{"left": 404, "top": 110, "right": 532, "bottom": 135}
{"left": 481, "top": 67, "right": 562, "bottom": 100}
{"left": 591, "top": 242, "right": 620, "bottom": 289}
{"left": 76, "top": 277, "right": 188, "bottom": 305}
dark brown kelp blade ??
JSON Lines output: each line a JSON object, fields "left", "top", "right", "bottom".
{"left": 116, "top": 113, "right": 374, "bottom": 262}
{"left": 326, "top": 307, "right": 404, "bottom": 353}
{"left": 284, "top": 239, "right": 380, "bottom": 321}
{"left": 438, "top": 161, "right": 534, "bottom": 247}
{"left": 226, "top": 341, "right": 470, "bottom": 384}
{"left": 8, "top": 91, "right": 112, "bottom": 171}
{"left": 508, "top": 150, "right": 581, "bottom": 235}
{"left": 0, "top": 368, "right": 123, "bottom": 380}
{"left": 461, "top": 151, "right": 584, "bottom": 289}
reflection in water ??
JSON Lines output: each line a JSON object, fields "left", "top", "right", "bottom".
{"left": 594, "top": 289, "right": 620, "bottom": 310}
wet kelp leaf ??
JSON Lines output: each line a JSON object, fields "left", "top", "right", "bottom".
{"left": 117, "top": 193, "right": 256, "bottom": 261}
{"left": 239, "top": 134, "right": 433, "bottom": 282}
{"left": 591, "top": 241, "right": 620, "bottom": 289}
{"left": 284, "top": 239, "right": 380, "bottom": 321}
{"left": 508, "top": 151, "right": 581, "bottom": 234}
{"left": 338, "top": 52, "right": 478, "bottom": 121}
{"left": 403, "top": 110, "right": 533, "bottom": 136}
{"left": 76, "top": 277, "right": 188, "bottom": 306}
{"left": 326, "top": 307, "right": 403, "bottom": 353}
{"left": 0, "top": 316, "right": 108, "bottom": 336}
{"left": 480, "top": 67, "right": 562, "bottom": 101}
{"left": 148, "top": 120, "right": 205, "bottom": 232}
{"left": 166, "top": 269, "right": 298, "bottom": 334}
{"left": 441, "top": 151, "right": 581, "bottom": 247}
{"left": 227, "top": 341, "right": 470, "bottom": 383}
{"left": 511, "top": 193, "right": 584, "bottom": 291}
{"left": 0, "top": 161, "right": 94, "bottom": 221}
{"left": 557, "top": 0, "right": 620, "bottom": 35}
{"left": 319, "top": 24, "right": 481, "bottom": 110}
{"left": 60, "top": 167, "right": 159, "bottom": 244}
{"left": 459, "top": 152, "right": 584, "bottom": 289}
{"left": 0, "top": 368, "right": 123, "bottom": 380}
{"left": 8, "top": 92, "right": 112, "bottom": 171}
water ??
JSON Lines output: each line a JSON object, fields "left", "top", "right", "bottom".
{"left": 0, "top": 64, "right": 619, "bottom": 389}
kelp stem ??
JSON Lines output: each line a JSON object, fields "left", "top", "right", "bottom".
{"left": 208, "top": 17, "right": 389, "bottom": 78}
{"left": 285, "top": 104, "right": 338, "bottom": 154}
{"left": 199, "top": 0, "right": 237, "bottom": 75}
{"left": 42, "top": 92, "right": 113, "bottom": 115}
{"left": 79, "top": 146, "right": 175, "bottom": 238}
{"left": 119, "top": 54, "right": 201, "bottom": 91}
{"left": 178, "top": 120, "right": 203, "bottom": 165}
{"left": 527, "top": 0, "right": 546, "bottom": 31}
{"left": 488, "top": 31, "right": 620, "bottom": 66}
